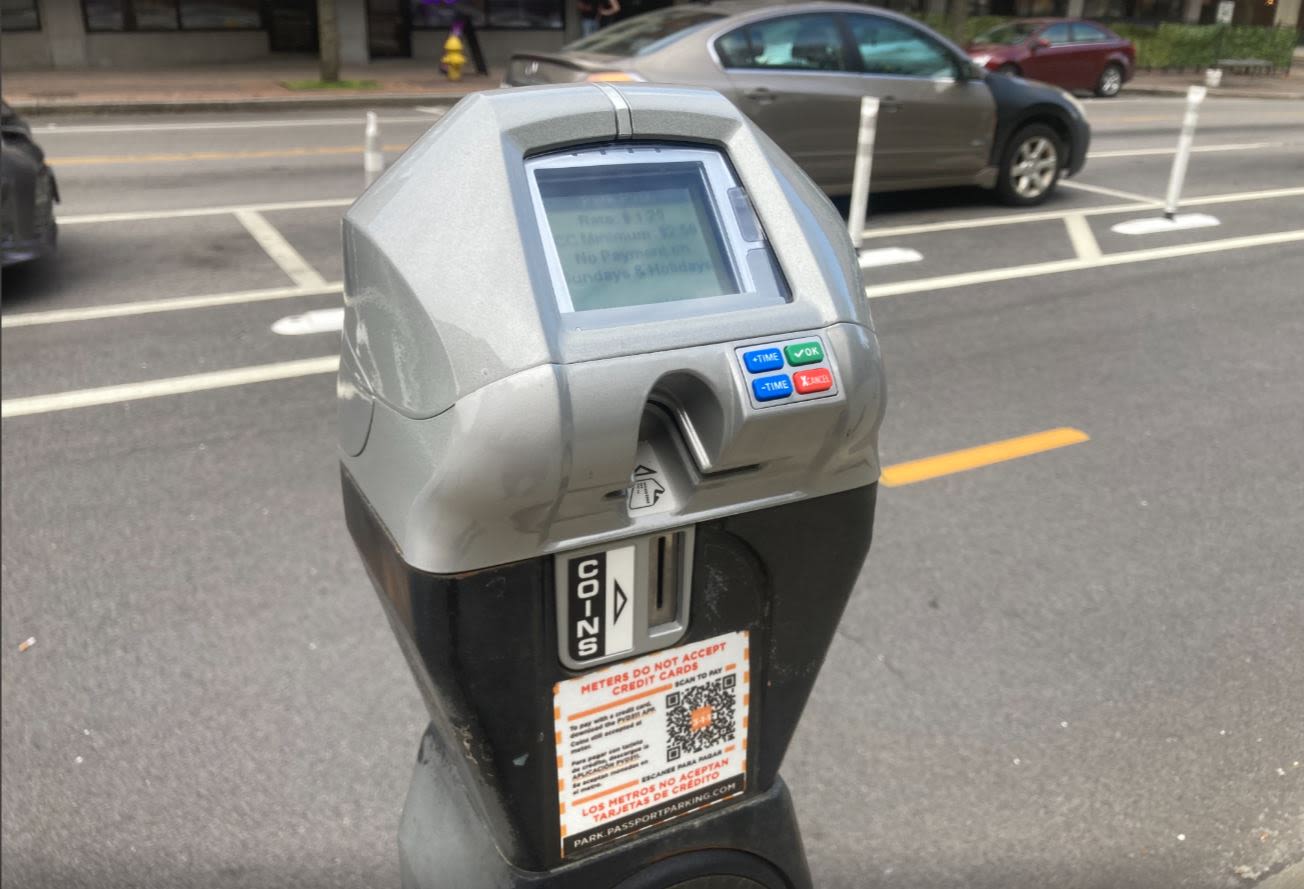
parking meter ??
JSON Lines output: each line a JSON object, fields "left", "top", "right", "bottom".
{"left": 339, "top": 83, "right": 885, "bottom": 889}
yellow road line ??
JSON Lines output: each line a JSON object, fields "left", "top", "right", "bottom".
{"left": 881, "top": 427, "right": 1089, "bottom": 487}
{"left": 49, "top": 144, "right": 412, "bottom": 166}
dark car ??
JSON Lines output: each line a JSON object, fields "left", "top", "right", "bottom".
{"left": 968, "top": 19, "right": 1135, "bottom": 97}
{"left": 506, "top": 1, "right": 1090, "bottom": 206}
{"left": 2, "top": 100, "right": 59, "bottom": 268}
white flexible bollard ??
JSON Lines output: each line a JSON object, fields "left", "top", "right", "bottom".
{"left": 849, "top": 96, "right": 924, "bottom": 270}
{"left": 364, "top": 111, "right": 384, "bottom": 188}
{"left": 1111, "top": 84, "right": 1220, "bottom": 235}
{"left": 1164, "top": 85, "right": 1205, "bottom": 219}
{"left": 847, "top": 96, "right": 879, "bottom": 251}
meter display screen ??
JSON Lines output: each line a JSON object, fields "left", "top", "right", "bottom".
{"left": 534, "top": 163, "right": 739, "bottom": 312}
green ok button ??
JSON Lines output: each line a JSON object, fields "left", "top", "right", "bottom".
{"left": 784, "top": 341, "right": 824, "bottom": 366}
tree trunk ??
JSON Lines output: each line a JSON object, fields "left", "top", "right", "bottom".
{"left": 318, "top": 0, "right": 340, "bottom": 83}
{"left": 947, "top": 0, "right": 968, "bottom": 46}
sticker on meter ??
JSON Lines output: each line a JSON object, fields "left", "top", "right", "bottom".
{"left": 627, "top": 442, "right": 673, "bottom": 515}
{"left": 564, "top": 545, "right": 635, "bottom": 662}
{"left": 553, "top": 631, "right": 750, "bottom": 858}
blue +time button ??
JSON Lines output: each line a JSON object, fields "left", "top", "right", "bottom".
{"left": 752, "top": 374, "right": 793, "bottom": 402}
{"left": 742, "top": 347, "right": 784, "bottom": 374}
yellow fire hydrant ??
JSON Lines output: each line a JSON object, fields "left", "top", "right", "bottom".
{"left": 442, "top": 32, "right": 466, "bottom": 82}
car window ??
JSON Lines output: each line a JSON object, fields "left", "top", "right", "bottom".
{"left": 974, "top": 22, "right": 1040, "bottom": 45}
{"left": 1070, "top": 23, "right": 1110, "bottom": 43}
{"left": 1040, "top": 23, "right": 1072, "bottom": 45}
{"left": 565, "top": 7, "right": 724, "bottom": 57}
{"left": 717, "top": 14, "right": 847, "bottom": 72}
{"left": 846, "top": 15, "right": 956, "bottom": 78}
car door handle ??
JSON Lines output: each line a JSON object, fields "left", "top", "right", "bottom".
{"left": 743, "top": 88, "right": 777, "bottom": 104}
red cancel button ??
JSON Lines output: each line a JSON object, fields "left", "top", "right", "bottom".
{"left": 793, "top": 367, "right": 833, "bottom": 394}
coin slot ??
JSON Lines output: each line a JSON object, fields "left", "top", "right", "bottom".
{"left": 648, "top": 531, "right": 684, "bottom": 629}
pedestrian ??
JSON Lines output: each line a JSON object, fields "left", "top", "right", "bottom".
{"left": 578, "top": 0, "right": 619, "bottom": 36}
{"left": 577, "top": 0, "right": 599, "bottom": 36}
{"left": 597, "top": 0, "right": 620, "bottom": 29}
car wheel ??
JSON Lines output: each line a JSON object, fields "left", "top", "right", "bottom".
{"left": 1096, "top": 63, "right": 1124, "bottom": 97}
{"left": 996, "top": 63, "right": 1020, "bottom": 76}
{"left": 996, "top": 124, "right": 1062, "bottom": 206}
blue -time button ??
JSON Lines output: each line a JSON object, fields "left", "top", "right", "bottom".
{"left": 752, "top": 374, "right": 793, "bottom": 402}
{"left": 742, "top": 348, "right": 784, "bottom": 374}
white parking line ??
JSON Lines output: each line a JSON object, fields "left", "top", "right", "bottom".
{"left": 234, "top": 209, "right": 327, "bottom": 289}
{"left": 862, "top": 184, "right": 1304, "bottom": 239}
{"left": 1, "top": 356, "right": 340, "bottom": 419}
{"left": 33, "top": 116, "right": 437, "bottom": 135}
{"left": 8, "top": 228, "right": 1299, "bottom": 417}
{"left": 59, "top": 198, "right": 353, "bottom": 226}
{"left": 0, "top": 283, "right": 342, "bottom": 329}
{"left": 1087, "top": 141, "right": 1281, "bottom": 159}
{"left": 1177, "top": 184, "right": 1304, "bottom": 207}
{"left": 1063, "top": 214, "right": 1102, "bottom": 261}
{"left": 1059, "top": 179, "right": 1159, "bottom": 205}
{"left": 866, "top": 227, "right": 1304, "bottom": 299}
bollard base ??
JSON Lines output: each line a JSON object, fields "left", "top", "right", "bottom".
{"left": 858, "top": 247, "right": 924, "bottom": 269}
{"left": 398, "top": 724, "right": 813, "bottom": 889}
{"left": 1110, "top": 213, "right": 1221, "bottom": 236}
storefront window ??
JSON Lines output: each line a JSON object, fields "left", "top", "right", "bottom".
{"left": 489, "top": 0, "right": 561, "bottom": 28}
{"left": 134, "top": 0, "right": 179, "bottom": 27}
{"left": 413, "top": 0, "right": 486, "bottom": 27}
{"left": 179, "top": 0, "right": 260, "bottom": 28}
{"left": 411, "top": 0, "right": 561, "bottom": 29}
{"left": 84, "top": 0, "right": 128, "bottom": 29}
{"left": 83, "top": 0, "right": 261, "bottom": 29}
{"left": 1, "top": 0, "right": 41, "bottom": 30}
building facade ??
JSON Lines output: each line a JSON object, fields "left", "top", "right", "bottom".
{"left": 1, "top": 0, "right": 1298, "bottom": 70}
{"left": 0, "top": 0, "right": 595, "bottom": 69}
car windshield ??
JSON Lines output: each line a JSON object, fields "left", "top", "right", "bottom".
{"left": 973, "top": 22, "right": 1041, "bottom": 45}
{"left": 564, "top": 8, "right": 725, "bottom": 57}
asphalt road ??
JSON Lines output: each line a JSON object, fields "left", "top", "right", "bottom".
{"left": 3, "top": 94, "right": 1302, "bottom": 889}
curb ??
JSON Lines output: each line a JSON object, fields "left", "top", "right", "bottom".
{"left": 1126, "top": 85, "right": 1304, "bottom": 100}
{"left": 8, "top": 92, "right": 472, "bottom": 117}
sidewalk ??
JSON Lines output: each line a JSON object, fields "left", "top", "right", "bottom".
{"left": 1129, "top": 65, "right": 1304, "bottom": 100}
{"left": 4, "top": 54, "right": 1301, "bottom": 115}
{"left": 3, "top": 58, "right": 500, "bottom": 115}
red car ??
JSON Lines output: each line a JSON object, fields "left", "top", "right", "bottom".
{"left": 967, "top": 19, "right": 1135, "bottom": 97}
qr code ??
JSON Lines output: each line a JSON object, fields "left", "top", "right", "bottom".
{"left": 665, "top": 673, "right": 737, "bottom": 760}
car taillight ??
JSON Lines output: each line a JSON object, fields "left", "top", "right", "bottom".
{"left": 584, "top": 71, "right": 644, "bottom": 83}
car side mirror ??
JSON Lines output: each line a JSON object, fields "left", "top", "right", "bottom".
{"left": 1031, "top": 37, "right": 1050, "bottom": 51}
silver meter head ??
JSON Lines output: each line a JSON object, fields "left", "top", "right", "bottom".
{"left": 340, "top": 85, "right": 889, "bottom": 884}
{"left": 339, "top": 84, "right": 884, "bottom": 667}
